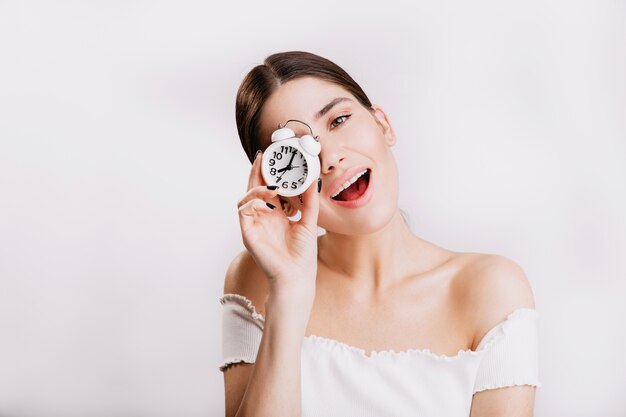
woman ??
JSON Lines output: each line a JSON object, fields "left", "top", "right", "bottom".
{"left": 219, "top": 51, "right": 540, "bottom": 417}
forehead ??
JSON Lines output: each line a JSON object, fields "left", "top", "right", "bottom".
{"left": 259, "top": 77, "right": 356, "bottom": 138}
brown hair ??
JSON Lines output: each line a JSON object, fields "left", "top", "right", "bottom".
{"left": 235, "top": 51, "right": 373, "bottom": 163}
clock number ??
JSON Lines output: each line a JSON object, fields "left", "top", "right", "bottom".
{"left": 281, "top": 181, "right": 288, "bottom": 188}
{"left": 291, "top": 181, "right": 297, "bottom": 189}
{"left": 273, "top": 151, "right": 283, "bottom": 160}
{"left": 298, "top": 177, "right": 304, "bottom": 184}
{"left": 270, "top": 167, "right": 276, "bottom": 175}
{"left": 269, "top": 158, "right": 275, "bottom": 166}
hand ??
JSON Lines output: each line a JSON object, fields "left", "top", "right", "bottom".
{"left": 237, "top": 151, "right": 320, "bottom": 294}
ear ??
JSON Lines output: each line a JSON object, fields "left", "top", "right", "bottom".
{"left": 371, "top": 105, "right": 396, "bottom": 147}
{"left": 279, "top": 196, "right": 298, "bottom": 217}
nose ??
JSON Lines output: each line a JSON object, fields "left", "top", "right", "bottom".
{"left": 319, "top": 142, "right": 345, "bottom": 174}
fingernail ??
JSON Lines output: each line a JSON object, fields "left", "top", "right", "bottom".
{"left": 317, "top": 178, "right": 322, "bottom": 193}
{"left": 266, "top": 202, "right": 276, "bottom": 210}
{"left": 254, "top": 150, "right": 262, "bottom": 161}
{"left": 266, "top": 185, "right": 279, "bottom": 190}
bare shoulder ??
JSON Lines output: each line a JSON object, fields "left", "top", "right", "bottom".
{"left": 450, "top": 252, "right": 536, "bottom": 349}
{"left": 223, "top": 249, "right": 269, "bottom": 317}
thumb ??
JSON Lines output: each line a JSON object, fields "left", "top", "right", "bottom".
{"left": 299, "top": 177, "right": 320, "bottom": 228}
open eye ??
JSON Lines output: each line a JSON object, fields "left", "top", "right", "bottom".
{"left": 330, "top": 114, "right": 351, "bottom": 129}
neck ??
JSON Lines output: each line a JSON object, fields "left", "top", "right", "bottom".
{"left": 318, "top": 210, "right": 425, "bottom": 294}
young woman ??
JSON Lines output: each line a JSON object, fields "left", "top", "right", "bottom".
{"left": 219, "top": 51, "right": 540, "bottom": 417}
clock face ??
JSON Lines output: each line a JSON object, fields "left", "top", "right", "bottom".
{"left": 266, "top": 145, "right": 308, "bottom": 191}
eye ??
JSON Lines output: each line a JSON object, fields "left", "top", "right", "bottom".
{"left": 330, "top": 114, "right": 351, "bottom": 129}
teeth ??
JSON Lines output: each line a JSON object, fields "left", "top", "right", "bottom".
{"left": 331, "top": 169, "right": 368, "bottom": 198}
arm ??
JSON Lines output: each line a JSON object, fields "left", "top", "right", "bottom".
{"left": 235, "top": 288, "right": 314, "bottom": 417}
{"left": 224, "top": 151, "right": 320, "bottom": 417}
{"left": 460, "top": 254, "right": 539, "bottom": 417}
{"left": 222, "top": 252, "right": 315, "bottom": 417}
{"left": 470, "top": 385, "right": 536, "bottom": 417}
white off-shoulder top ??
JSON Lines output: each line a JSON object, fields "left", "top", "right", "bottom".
{"left": 219, "top": 294, "right": 541, "bottom": 416}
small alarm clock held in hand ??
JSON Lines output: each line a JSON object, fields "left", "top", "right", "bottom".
{"left": 261, "top": 120, "right": 321, "bottom": 197}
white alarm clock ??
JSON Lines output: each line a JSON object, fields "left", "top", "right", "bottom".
{"left": 261, "top": 119, "right": 321, "bottom": 197}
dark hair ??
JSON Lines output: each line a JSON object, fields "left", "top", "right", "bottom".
{"left": 235, "top": 51, "right": 373, "bottom": 163}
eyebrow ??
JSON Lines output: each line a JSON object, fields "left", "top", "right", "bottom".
{"left": 314, "top": 97, "right": 353, "bottom": 120}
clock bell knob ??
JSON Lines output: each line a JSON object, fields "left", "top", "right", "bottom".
{"left": 271, "top": 127, "right": 296, "bottom": 142}
{"left": 300, "top": 134, "right": 321, "bottom": 156}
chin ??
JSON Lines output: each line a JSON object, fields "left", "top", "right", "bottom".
{"left": 320, "top": 201, "right": 398, "bottom": 236}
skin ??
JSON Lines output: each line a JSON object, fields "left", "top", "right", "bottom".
{"left": 225, "top": 76, "right": 537, "bottom": 417}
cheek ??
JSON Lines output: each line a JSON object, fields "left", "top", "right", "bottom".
{"left": 350, "top": 124, "right": 388, "bottom": 155}
{"left": 316, "top": 205, "right": 338, "bottom": 230}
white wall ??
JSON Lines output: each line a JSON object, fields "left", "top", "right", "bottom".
{"left": 1, "top": 1, "right": 625, "bottom": 416}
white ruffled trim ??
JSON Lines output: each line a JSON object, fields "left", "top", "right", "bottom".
{"left": 303, "top": 333, "right": 489, "bottom": 361}
{"left": 473, "top": 380, "right": 543, "bottom": 393}
{"left": 219, "top": 293, "right": 537, "bottom": 362}
{"left": 220, "top": 293, "right": 265, "bottom": 323}
{"left": 219, "top": 358, "right": 256, "bottom": 372}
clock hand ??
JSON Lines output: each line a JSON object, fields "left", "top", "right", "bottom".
{"left": 286, "top": 152, "right": 296, "bottom": 169}
{"left": 277, "top": 153, "right": 297, "bottom": 173}
{"left": 277, "top": 168, "right": 303, "bottom": 183}
{"left": 276, "top": 152, "right": 298, "bottom": 182}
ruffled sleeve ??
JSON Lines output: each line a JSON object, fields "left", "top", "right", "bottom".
{"left": 472, "top": 308, "right": 542, "bottom": 394}
{"left": 218, "top": 294, "right": 265, "bottom": 372}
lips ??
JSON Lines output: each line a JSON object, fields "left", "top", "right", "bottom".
{"left": 332, "top": 169, "right": 370, "bottom": 201}
{"left": 328, "top": 168, "right": 374, "bottom": 209}
{"left": 329, "top": 166, "right": 371, "bottom": 198}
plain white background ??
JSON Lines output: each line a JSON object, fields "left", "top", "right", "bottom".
{"left": 1, "top": 1, "right": 625, "bottom": 416}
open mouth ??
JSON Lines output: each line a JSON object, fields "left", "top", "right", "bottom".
{"left": 331, "top": 169, "right": 371, "bottom": 202}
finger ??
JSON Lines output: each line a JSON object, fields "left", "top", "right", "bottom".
{"left": 238, "top": 197, "right": 276, "bottom": 217}
{"left": 299, "top": 176, "right": 320, "bottom": 228}
{"left": 238, "top": 198, "right": 278, "bottom": 233}
{"left": 247, "top": 151, "right": 266, "bottom": 191}
{"left": 237, "top": 185, "right": 282, "bottom": 210}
